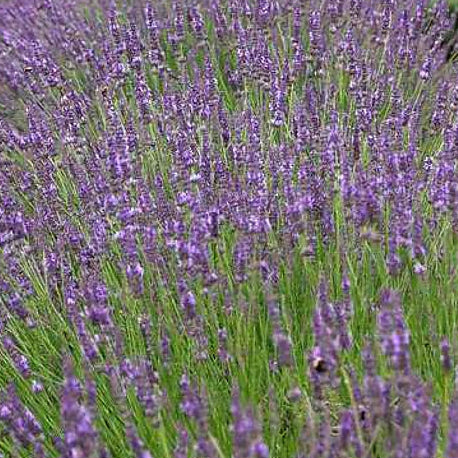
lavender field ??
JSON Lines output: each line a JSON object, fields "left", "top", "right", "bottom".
{"left": 0, "top": 1, "right": 457, "bottom": 457}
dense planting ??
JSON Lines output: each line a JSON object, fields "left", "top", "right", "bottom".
{"left": 0, "top": 0, "right": 457, "bottom": 457}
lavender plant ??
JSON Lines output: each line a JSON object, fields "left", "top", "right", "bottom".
{"left": 0, "top": 0, "right": 457, "bottom": 457}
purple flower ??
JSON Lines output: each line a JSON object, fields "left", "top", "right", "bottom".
{"left": 377, "top": 289, "right": 411, "bottom": 374}
{"left": 446, "top": 394, "right": 458, "bottom": 458}
{"left": 441, "top": 338, "right": 453, "bottom": 373}
{"left": 60, "top": 358, "right": 100, "bottom": 458}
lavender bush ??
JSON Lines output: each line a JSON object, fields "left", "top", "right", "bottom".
{"left": 0, "top": 0, "right": 457, "bottom": 457}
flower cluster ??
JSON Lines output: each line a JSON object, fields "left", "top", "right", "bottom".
{"left": 0, "top": 0, "right": 457, "bottom": 457}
